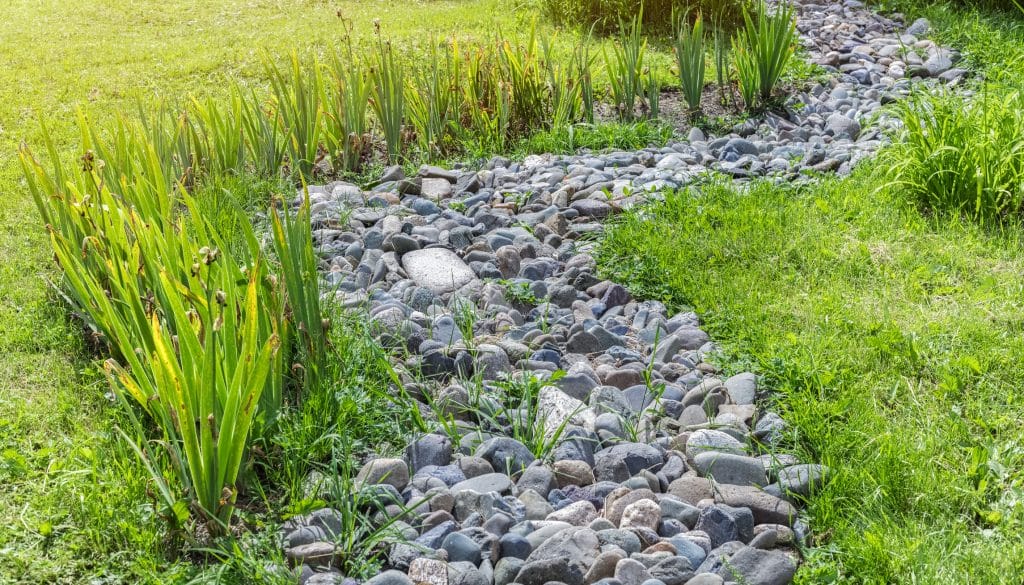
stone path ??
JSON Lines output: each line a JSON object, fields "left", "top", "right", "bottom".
{"left": 277, "top": 2, "right": 962, "bottom": 584}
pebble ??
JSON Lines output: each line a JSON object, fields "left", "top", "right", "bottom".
{"left": 278, "top": 2, "right": 960, "bottom": 582}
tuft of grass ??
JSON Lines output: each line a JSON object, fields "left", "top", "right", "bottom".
{"left": 267, "top": 308, "right": 411, "bottom": 502}
{"left": 487, "top": 371, "right": 576, "bottom": 462}
{"left": 193, "top": 175, "right": 288, "bottom": 260}
{"left": 597, "top": 172, "right": 1024, "bottom": 583}
{"left": 884, "top": 85, "right": 1024, "bottom": 221}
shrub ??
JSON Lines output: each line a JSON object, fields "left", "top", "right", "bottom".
{"left": 885, "top": 86, "right": 1024, "bottom": 220}
{"left": 540, "top": 0, "right": 751, "bottom": 34}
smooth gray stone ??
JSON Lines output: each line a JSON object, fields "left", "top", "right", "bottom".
{"left": 402, "top": 248, "right": 476, "bottom": 293}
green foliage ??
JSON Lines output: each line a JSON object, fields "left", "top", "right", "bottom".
{"left": 267, "top": 52, "right": 327, "bottom": 177}
{"left": 516, "top": 120, "right": 673, "bottom": 154}
{"left": 459, "top": 42, "right": 513, "bottom": 155}
{"left": 498, "top": 279, "right": 539, "bottom": 306}
{"left": 21, "top": 119, "right": 289, "bottom": 535}
{"left": 597, "top": 172, "right": 1024, "bottom": 582}
{"left": 885, "top": 0, "right": 1023, "bottom": 14}
{"left": 885, "top": 85, "right": 1024, "bottom": 220}
{"left": 266, "top": 307, "right": 416, "bottom": 578}
{"left": 645, "top": 67, "right": 661, "bottom": 118}
{"left": 539, "top": 0, "right": 751, "bottom": 34}
{"left": 327, "top": 31, "right": 373, "bottom": 174}
{"left": 0, "top": 1, "right": 587, "bottom": 581}
{"left": 674, "top": 11, "right": 707, "bottom": 111}
{"left": 452, "top": 297, "right": 479, "bottom": 348}
{"left": 240, "top": 88, "right": 288, "bottom": 178}
{"left": 573, "top": 35, "right": 597, "bottom": 124}
{"left": 270, "top": 188, "right": 328, "bottom": 404}
{"left": 316, "top": 445, "right": 421, "bottom": 578}
{"left": 605, "top": 11, "right": 649, "bottom": 122}
{"left": 712, "top": 22, "right": 733, "bottom": 105}
{"left": 407, "top": 39, "right": 460, "bottom": 158}
{"left": 733, "top": 0, "right": 797, "bottom": 109}
{"left": 192, "top": 174, "right": 287, "bottom": 261}
{"left": 733, "top": 36, "right": 759, "bottom": 109}
{"left": 544, "top": 34, "right": 587, "bottom": 129}
{"left": 19, "top": 109, "right": 337, "bottom": 536}
{"left": 487, "top": 371, "right": 575, "bottom": 461}
{"left": 268, "top": 308, "right": 409, "bottom": 503}
{"left": 499, "top": 26, "right": 550, "bottom": 136}
{"left": 370, "top": 34, "right": 407, "bottom": 163}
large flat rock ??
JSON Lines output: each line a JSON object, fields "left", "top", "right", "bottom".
{"left": 402, "top": 248, "right": 476, "bottom": 293}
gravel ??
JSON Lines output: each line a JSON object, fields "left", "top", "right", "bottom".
{"left": 279, "top": 2, "right": 966, "bottom": 582}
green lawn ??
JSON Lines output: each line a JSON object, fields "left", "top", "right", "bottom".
{"left": 598, "top": 172, "right": 1024, "bottom": 584}
{"left": 593, "top": 6, "right": 1024, "bottom": 583}
{"left": 0, "top": 2, "right": 514, "bottom": 582}
{"left": 5, "top": 0, "right": 1024, "bottom": 583}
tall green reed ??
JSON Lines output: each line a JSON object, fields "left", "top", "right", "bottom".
{"left": 573, "top": 34, "right": 597, "bottom": 124}
{"left": 270, "top": 187, "right": 328, "bottom": 402}
{"left": 240, "top": 90, "right": 287, "bottom": 177}
{"left": 267, "top": 52, "right": 326, "bottom": 177}
{"left": 460, "top": 44, "right": 512, "bottom": 154}
{"left": 734, "top": 0, "right": 796, "bottom": 108}
{"left": 542, "top": 35, "right": 584, "bottom": 129}
{"left": 712, "top": 21, "right": 732, "bottom": 106}
{"left": 733, "top": 36, "right": 759, "bottom": 109}
{"left": 21, "top": 120, "right": 287, "bottom": 535}
{"left": 370, "top": 33, "right": 407, "bottom": 163}
{"left": 327, "top": 31, "right": 372, "bottom": 173}
{"left": 190, "top": 93, "right": 247, "bottom": 176}
{"left": 498, "top": 25, "right": 549, "bottom": 134}
{"left": 407, "top": 39, "right": 460, "bottom": 158}
{"left": 605, "top": 12, "right": 649, "bottom": 121}
{"left": 675, "top": 11, "right": 707, "bottom": 112}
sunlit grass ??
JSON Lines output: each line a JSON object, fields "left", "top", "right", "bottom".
{"left": 0, "top": 0, "right": 520, "bottom": 581}
{"left": 597, "top": 172, "right": 1024, "bottom": 583}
